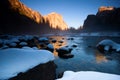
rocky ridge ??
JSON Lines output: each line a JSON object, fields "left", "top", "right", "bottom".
{"left": 44, "top": 12, "right": 68, "bottom": 30}
{"left": 83, "top": 6, "right": 120, "bottom": 32}
{"left": 0, "top": 0, "right": 68, "bottom": 34}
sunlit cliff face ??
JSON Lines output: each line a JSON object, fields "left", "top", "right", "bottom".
{"left": 9, "top": 0, "right": 44, "bottom": 23}
{"left": 8, "top": 0, "right": 68, "bottom": 30}
{"left": 98, "top": 6, "right": 114, "bottom": 12}
{"left": 44, "top": 12, "right": 68, "bottom": 30}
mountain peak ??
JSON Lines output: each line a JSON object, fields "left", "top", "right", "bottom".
{"left": 44, "top": 12, "right": 68, "bottom": 30}
{"left": 49, "top": 12, "right": 59, "bottom": 14}
{"left": 83, "top": 6, "right": 120, "bottom": 32}
{"left": 98, "top": 6, "right": 115, "bottom": 12}
{"left": 45, "top": 12, "right": 63, "bottom": 18}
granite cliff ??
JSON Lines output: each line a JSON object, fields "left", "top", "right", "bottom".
{"left": 44, "top": 12, "right": 68, "bottom": 30}
{"left": 83, "top": 6, "right": 120, "bottom": 32}
{"left": 0, "top": 0, "right": 68, "bottom": 34}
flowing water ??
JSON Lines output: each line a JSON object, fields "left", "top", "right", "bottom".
{"left": 48, "top": 36, "right": 120, "bottom": 77}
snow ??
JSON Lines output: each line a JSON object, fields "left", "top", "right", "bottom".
{"left": 0, "top": 45, "right": 9, "bottom": 49}
{"left": 58, "top": 47, "right": 69, "bottom": 52}
{"left": 97, "top": 39, "right": 120, "bottom": 52}
{"left": 39, "top": 37, "right": 48, "bottom": 41}
{"left": 51, "top": 39, "right": 57, "bottom": 42}
{"left": 58, "top": 40, "right": 64, "bottom": 43}
{"left": 22, "top": 46, "right": 34, "bottom": 50}
{"left": 104, "top": 45, "right": 110, "bottom": 51}
{"left": 22, "top": 35, "right": 34, "bottom": 41}
{"left": 98, "top": 39, "right": 117, "bottom": 46}
{"left": 3, "top": 40, "right": 11, "bottom": 44}
{"left": 2, "top": 38, "right": 19, "bottom": 45}
{"left": 0, "top": 48, "right": 54, "bottom": 80}
{"left": 9, "top": 43, "right": 17, "bottom": 47}
{"left": 57, "top": 71, "right": 120, "bottom": 80}
{"left": 47, "top": 44, "right": 54, "bottom": 49}
{"left": 19, "top": 42, "right": 27, "bottom": 46}
{"left": 32, "top": 47, "right": 39, "bottom": 50}
{"left": 10, "top": 38, "right": 20, "bottom": 43}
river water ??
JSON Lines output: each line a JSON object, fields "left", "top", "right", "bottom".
{"left": 48, "top": 36, "right": 120, "bottom": 77}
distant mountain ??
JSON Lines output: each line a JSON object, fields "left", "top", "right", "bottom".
{"left": 83, "top": 6, "right": 120, "bottom": 32}
{"left": 0, "top": 0, "right": 68, "bottom": 34}
{"left": 44, "top": 12, "right": 68, "bottom": 30}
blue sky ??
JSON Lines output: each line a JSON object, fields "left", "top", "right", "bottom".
{"left": 20, "top": 0, "right": 120, "bottom": 29}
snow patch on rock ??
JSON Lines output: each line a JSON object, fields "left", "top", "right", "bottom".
{"left": 97, "top": 39, "right": 120, "bottom": 52}
{"left": 0, "top": 48, "right": 54, "bottom": 80}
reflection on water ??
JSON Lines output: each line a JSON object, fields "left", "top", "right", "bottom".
{"left": 49, "top": 36, "right": 67, "bottom": 56}
{"left": 95, "top": 50, "right": 108, "bottom": 63}
{"left": 48, "top": 36, "right": 120, "bottom": 77}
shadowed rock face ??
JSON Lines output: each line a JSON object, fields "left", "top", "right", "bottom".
{"left": 0, "top": 0, "right": 68, "bottom": 34}
{"left": 83, "top": 6, "right": 120, "bottom": 32}
{"left": 9, "top": 61, "right": 56, "bottom": 80}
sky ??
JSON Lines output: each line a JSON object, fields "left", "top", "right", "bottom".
{"left": 20, "top": 0, "right": 120, "bottom": 29}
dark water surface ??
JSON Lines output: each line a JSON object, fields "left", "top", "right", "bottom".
{"left": 49, "top": 36, "right": 120, "bottom": 77}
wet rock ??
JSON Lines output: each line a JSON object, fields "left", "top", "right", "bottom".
{"left": 96, "top": 39, "right": 120, "bottom": 53}
{"left": 57, "top": 47, "right": 72, "bottom": 54}
{"left": 39, "top": 43, "right": 47, "bottom": 49}
{"left": 9, "top": 61, "right": 56, "bottom": 80}
{"left": 0, "top": 45, "right": 9, "bottom": 49}
{"left": 72, "top": 44, "right": 77, "bottom": 48}
{"left": 39, "top": 43, "right": 54, "bottom": 52}
{"left": 57, "top": 47, "right": 73, "bottom": 59}
{"left": 8, "top": 42, "right": 17, "bottom": 48}
{"left": 39, "top": 37, "right": 49, "bottom": 43}
{"left": 59, "top": 53, "right": 74, "bottom": 59}
{"left": 62, "top": 38, "right": 65, "bottom": 40}
{"left": 0, "top": 43, "right": 2, "bottom": 48}
{"left": 27, "top": 39, "right": 38, "bottom": 47}
{"left": 38, "top": 37, "right": 50, "bottom": 46}
{"left": 58, "top": 72, "right": 64, "bottom": 78}
{"left": 67, "top": 38, "right": 74, "bottom": 40}
{"left": 46, "top": 44, "right": 54, "bottom": 52}
{"left": 97, "top": 45, "right": 106, "bottom": 53}
{"left": 19, "top": 42, "right": 28, "bottom": 46}
{"left": 58, "top": 40, "right": 64, "bottom": 43}
{"left": 58, "top": 44, "right": 62, "bottom": 46}
{"left": 97, "top": 44, "right": 116, "bottom": 53}
{"left": 71, "top": 38, "right": 74, "bottom": 40}
{"left": 51, "top": 39, "right": 57, "bottom": 43}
